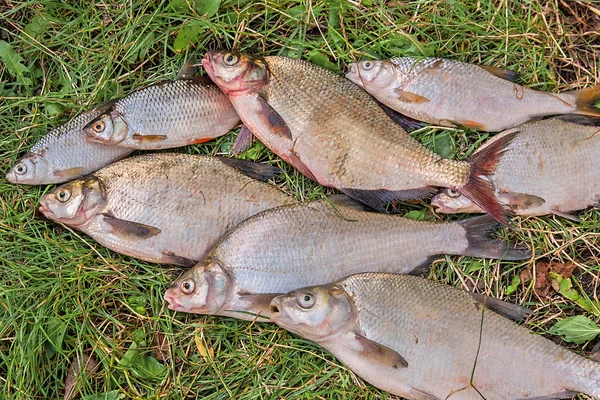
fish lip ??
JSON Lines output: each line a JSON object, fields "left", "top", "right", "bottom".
{"left": 164, "top": 291, "right": 184, "bottom": 311}
{"left": 345, "top": 63, "right": 362, "bottom": 86}
{"left": 5, "top": 170, "right": 17, "bottom": 183}
{"left": 201, "top": 53, "right": 214, "bottom": 75}
{"left": 268, "top": 297, "right": 285, "bottom": 321}
{"left": 38, "top": 198, "right": 51, "bottom": 216}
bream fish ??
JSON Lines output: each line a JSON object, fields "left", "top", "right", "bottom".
{"left": 432, "top": 116, "right": 600, "bottom": 221}
{"left": 6, "top": 103, "right": 133, "bottom": 185}
{"left": 164, "top": 196, "right": 528, "bottom": 320}
{"left": 346, "top": 57, "right": 600, "bottom": 132}
{"left": 38, "top": 153, "right": 294, "bottom": 266}
{"left": 270, "top": 273, "right": 600, "bottom": 399}
{"left": 83, "top": 77, "right": 240, "bottom": 149}
{"left": 202, "top": 51, "right": 515, "bottom": 224}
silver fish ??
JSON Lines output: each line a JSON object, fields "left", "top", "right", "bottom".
{"left": 346, "top": 57, "right": 600, "bottom": 132}
{"left": 83, "top": 77, "right": 240, "bottom": 150}
{"left": 164, "top": 196, "right": 528, "bottom": 320}
{"left": 6, "top": 103, "right": 133, "bottom": 185}
{"left": 432, "top": 116, "right": 600, "bottom": 221}
{"left": 38, "top": 153, "right": 294, "bottom": 266}
{"left": 271, "top": 273, "right": 600, "bottom": 399}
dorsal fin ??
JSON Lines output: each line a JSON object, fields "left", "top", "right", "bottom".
{"left": 480, "top": 65, "right": 519, "bottom": 82}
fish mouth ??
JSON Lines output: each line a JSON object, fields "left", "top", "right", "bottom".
{"left": 201, "top": 53, "right": 215, "bottom": 75}
{"left": 345, "top": 63, "right": 363, "bottom": 86}
{"left": 5, "top": 170, "right": 17, "bottom": 184}
{"left": 268, "top": 297, "right": 286, "bottom": 321}
{"left": 164, "top": 290, "right": 184, "bottom": 311}
{"left": 38, "top": 199, "right": 52, "bottom": 217}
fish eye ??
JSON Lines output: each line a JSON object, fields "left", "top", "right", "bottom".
{"left": 14, "top": 163, "right": 27, "bottom": 175}
{"left": 92, "top": 121, "right": 105, "bottom": 133}
{"left": 223, "top": 53, "right": 239, "bottom": 66}
{"left": 446, "top": 189, "right": 461, "bottom": 198}
{"left": 297, "top": 293, "right": 315, "bottom": 309}
{"left": 181, "top": 279, "right": 195, "bottom": 295}
{"left": 361, "top": 61, "right": 374, "bottom": 70}
{"left": 57, "top": 189, "right": 71, "bottom": 203}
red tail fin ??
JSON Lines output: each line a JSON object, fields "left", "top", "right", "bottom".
{"left": 457, "top": 131, "right": 519, "bottom": 225}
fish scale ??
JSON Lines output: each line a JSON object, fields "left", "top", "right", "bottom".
{"left": 336, "top": 273, "right": 600, "bottom": 399}
{"left": 39, "top": 153, "right": 294, "bottom": 266}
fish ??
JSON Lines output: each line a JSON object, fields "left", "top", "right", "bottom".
{"left": 431, "top": 116, "right": 600, "bottom": 221}
{"left": 270, "top": 273, "right": 600, "bottom": 399}
{"left": 38, "top": 153, "right": 294, "bottom": 266}
{"left": 163, "top": 196, "right": 529, "bottom": 320}
{"left": 5, "top": 103, "right": 134, "bottom": 185}
{"left": 345, "top": 57, "right": 600, "bottom": 132}
{"left": 83, "top": 77, "right": 240, "bottom": 149}
{"left": 202, "top": 51, "right": 515, "bottom": 224}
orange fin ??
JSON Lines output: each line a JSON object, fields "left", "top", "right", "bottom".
{"left": 229, "top": 125, "right": 255, "bottom": 156}
{"left": 449, "top": 119, "right": 486, "bottom": 131}
{"left": 394, "top": 88, "right": 430, "bottom": 103}
{"left": 53, "top": 167, "right": 87, "bottom": 179}
{"left": 480, "top": 65, "right": 519, "bottom": 82}
{"left": 131, "top": 134, "right": 168, "bottom": 142}
{"left": 458, "top": 131, "right": 520, "bottom": 225}
{"left": 187, "top": 137, "right": 213, "bottom": 145}
{"left": 256, "top": 95, "right": 293, "bottom": 139}
{"left": 572, "top": 85, "right": 600, "bottom": 117}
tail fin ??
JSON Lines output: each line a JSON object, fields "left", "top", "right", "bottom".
{"left": 457, "top": 215, "right": 531, "bottom": 260}
{"left": 572, "top": 85, "right": 600, "bottom": 117}
{"left": 457, "top": 131, "right": 519, "bottom": 225}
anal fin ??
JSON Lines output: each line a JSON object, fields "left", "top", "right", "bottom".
{"left": 218, "top": 157, "right": 282, "bottom": 182}
{"left": 552, "top": 208, "right": 580, "bottom": 222}
{"left": 376, "top": 101, "right": 427, "bottom": 133}
{"left": 102, "top": 214, "right": 161, "bottom": 240}
{"left": 341, "top": 187, "right": 436, "bottom": 212}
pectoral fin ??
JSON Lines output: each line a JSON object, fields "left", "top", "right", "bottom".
{"left": 175, "top": 57, "right": 201, "bottom": 79}
{"left": 500, "top": 192, "right": 545, "bottom": 211}
{"left": 234, "top": 292, "right": 281, "bottom": 319}
{"left": 394, "top": 88, "right": 430, "bottom": 104}
{"left": 54, "top": 167, "right": 87, "bottom": 179}
{"left": 468, "top": 292, "right": 532, "bottom": 322}
{"left": 256, "top": 95, "right": 293, "bottom": 139}
{"left": 229, "top": 125, "right": 256, "bottom": 156}
{"left": 354, "top": 333, "right": 408, "bottom": 369}
{"left": 480, "top": 65, "right": 519, "bottom": 82}
{"left": 102, "top": 214, "right": 161, "bottom": 240}
{"left": 161, "top": 251, "right": 196, "bottom": 267}
{"left": 409, "top": 388, "right": 441, "bottom": 400}
{"left": 131, "top": 134, "right": 168, "bottom": 142}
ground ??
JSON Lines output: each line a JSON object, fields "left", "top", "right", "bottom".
{"left": 0, "top": 1, "right": 599, "bottom": 399}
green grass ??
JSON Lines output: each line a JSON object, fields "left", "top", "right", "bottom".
{"left": 1, "top": 0, "right": 599, "bottom": 399}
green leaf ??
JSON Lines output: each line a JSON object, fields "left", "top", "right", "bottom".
{"left": 173, "top": 21, "right": 206, "bottom": 52}
{"left": 45, "top": 103, "right": 61, "bottom": 116}
{"left": 43, "top": 317, "right": 67, "bottom": 358}
{"left": 24, "top": 15, "right": 50, "bottom": 37}
{"left": 119, "top": 341, "right": 167, "bottom": 380}
{"left": 550, "top": 273, "right": 600, "bottom": 317}
{"left": 196, "top": 0, "right": 221, "bottom": 17}
{"left": 82, "top": 390, "right": 125, "bottom": 400}
{"left": 432, "top": 133, "right": 455, "bottom": 159}
{"left": 549, "top": 315, "right": 600, "bottom": 344}
{"left": 167, "top": 0, "right": 189, "bottom": 11}
{"left": 307, "top": 50, "right": 338, "bottom": 72}
{"left": 403, "top": 209, "right": 426, "bottom": 220}
{"left": 0, "top": 40, "right": 32, "bottom": 85}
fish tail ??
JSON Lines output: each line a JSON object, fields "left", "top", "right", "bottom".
{"left": 456, "top": 131, "right": 519, "bottom": 225}
{"left": 571, "top": 85, "right": 600, "bottom": 117}
{"left": 457, "top": 215, "right": 531, "bottom": 260}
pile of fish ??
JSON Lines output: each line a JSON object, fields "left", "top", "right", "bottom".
{"left": 6, "top": 49, "right": 600, "bottom": 399}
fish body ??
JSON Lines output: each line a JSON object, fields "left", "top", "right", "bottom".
{"left": 83, "top": 78, "right": 240, "bottom": 149}
{"left": 270, "top": 273, "right": 600, "bottom": 399}
{"left": 38, "top": 154, "right": 293, "bottom": 266}
{"left": 6, "top": 104, "right": 133, "bottom": 185}
{"left": 432, "top": 117, "right": 600, "bottom": 219}
{"left": 202, "top": 51, "right": 513, "bottom": 224}
{"left": 346, "top": 57, "right": 600, "bottom": 132}
{"left": 164, "top": 197, "right": 528, "bottom": 320}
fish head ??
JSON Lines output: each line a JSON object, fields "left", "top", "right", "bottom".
{"left": 38, "top": 175, "right": 107, "bottom": 226}
{"left": 202, "top": 51, "right": 268, "bottom": 95}
{"left": 354, "top": 60, "right": 396, "bottom": 90}
{"left": 83, "top": 112, "right": 130, "bottom": 144}
{"left": 270, "top": 284, "right": 355, "bottom": 342}
{"left": 431, "top": 189, "right": 482, "bottom": 214}
{"left": 6, "top": 153, "right": 53, "bottom": 185}
{"left": 164, "top": 259, "right": 231, "bottom": 315}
